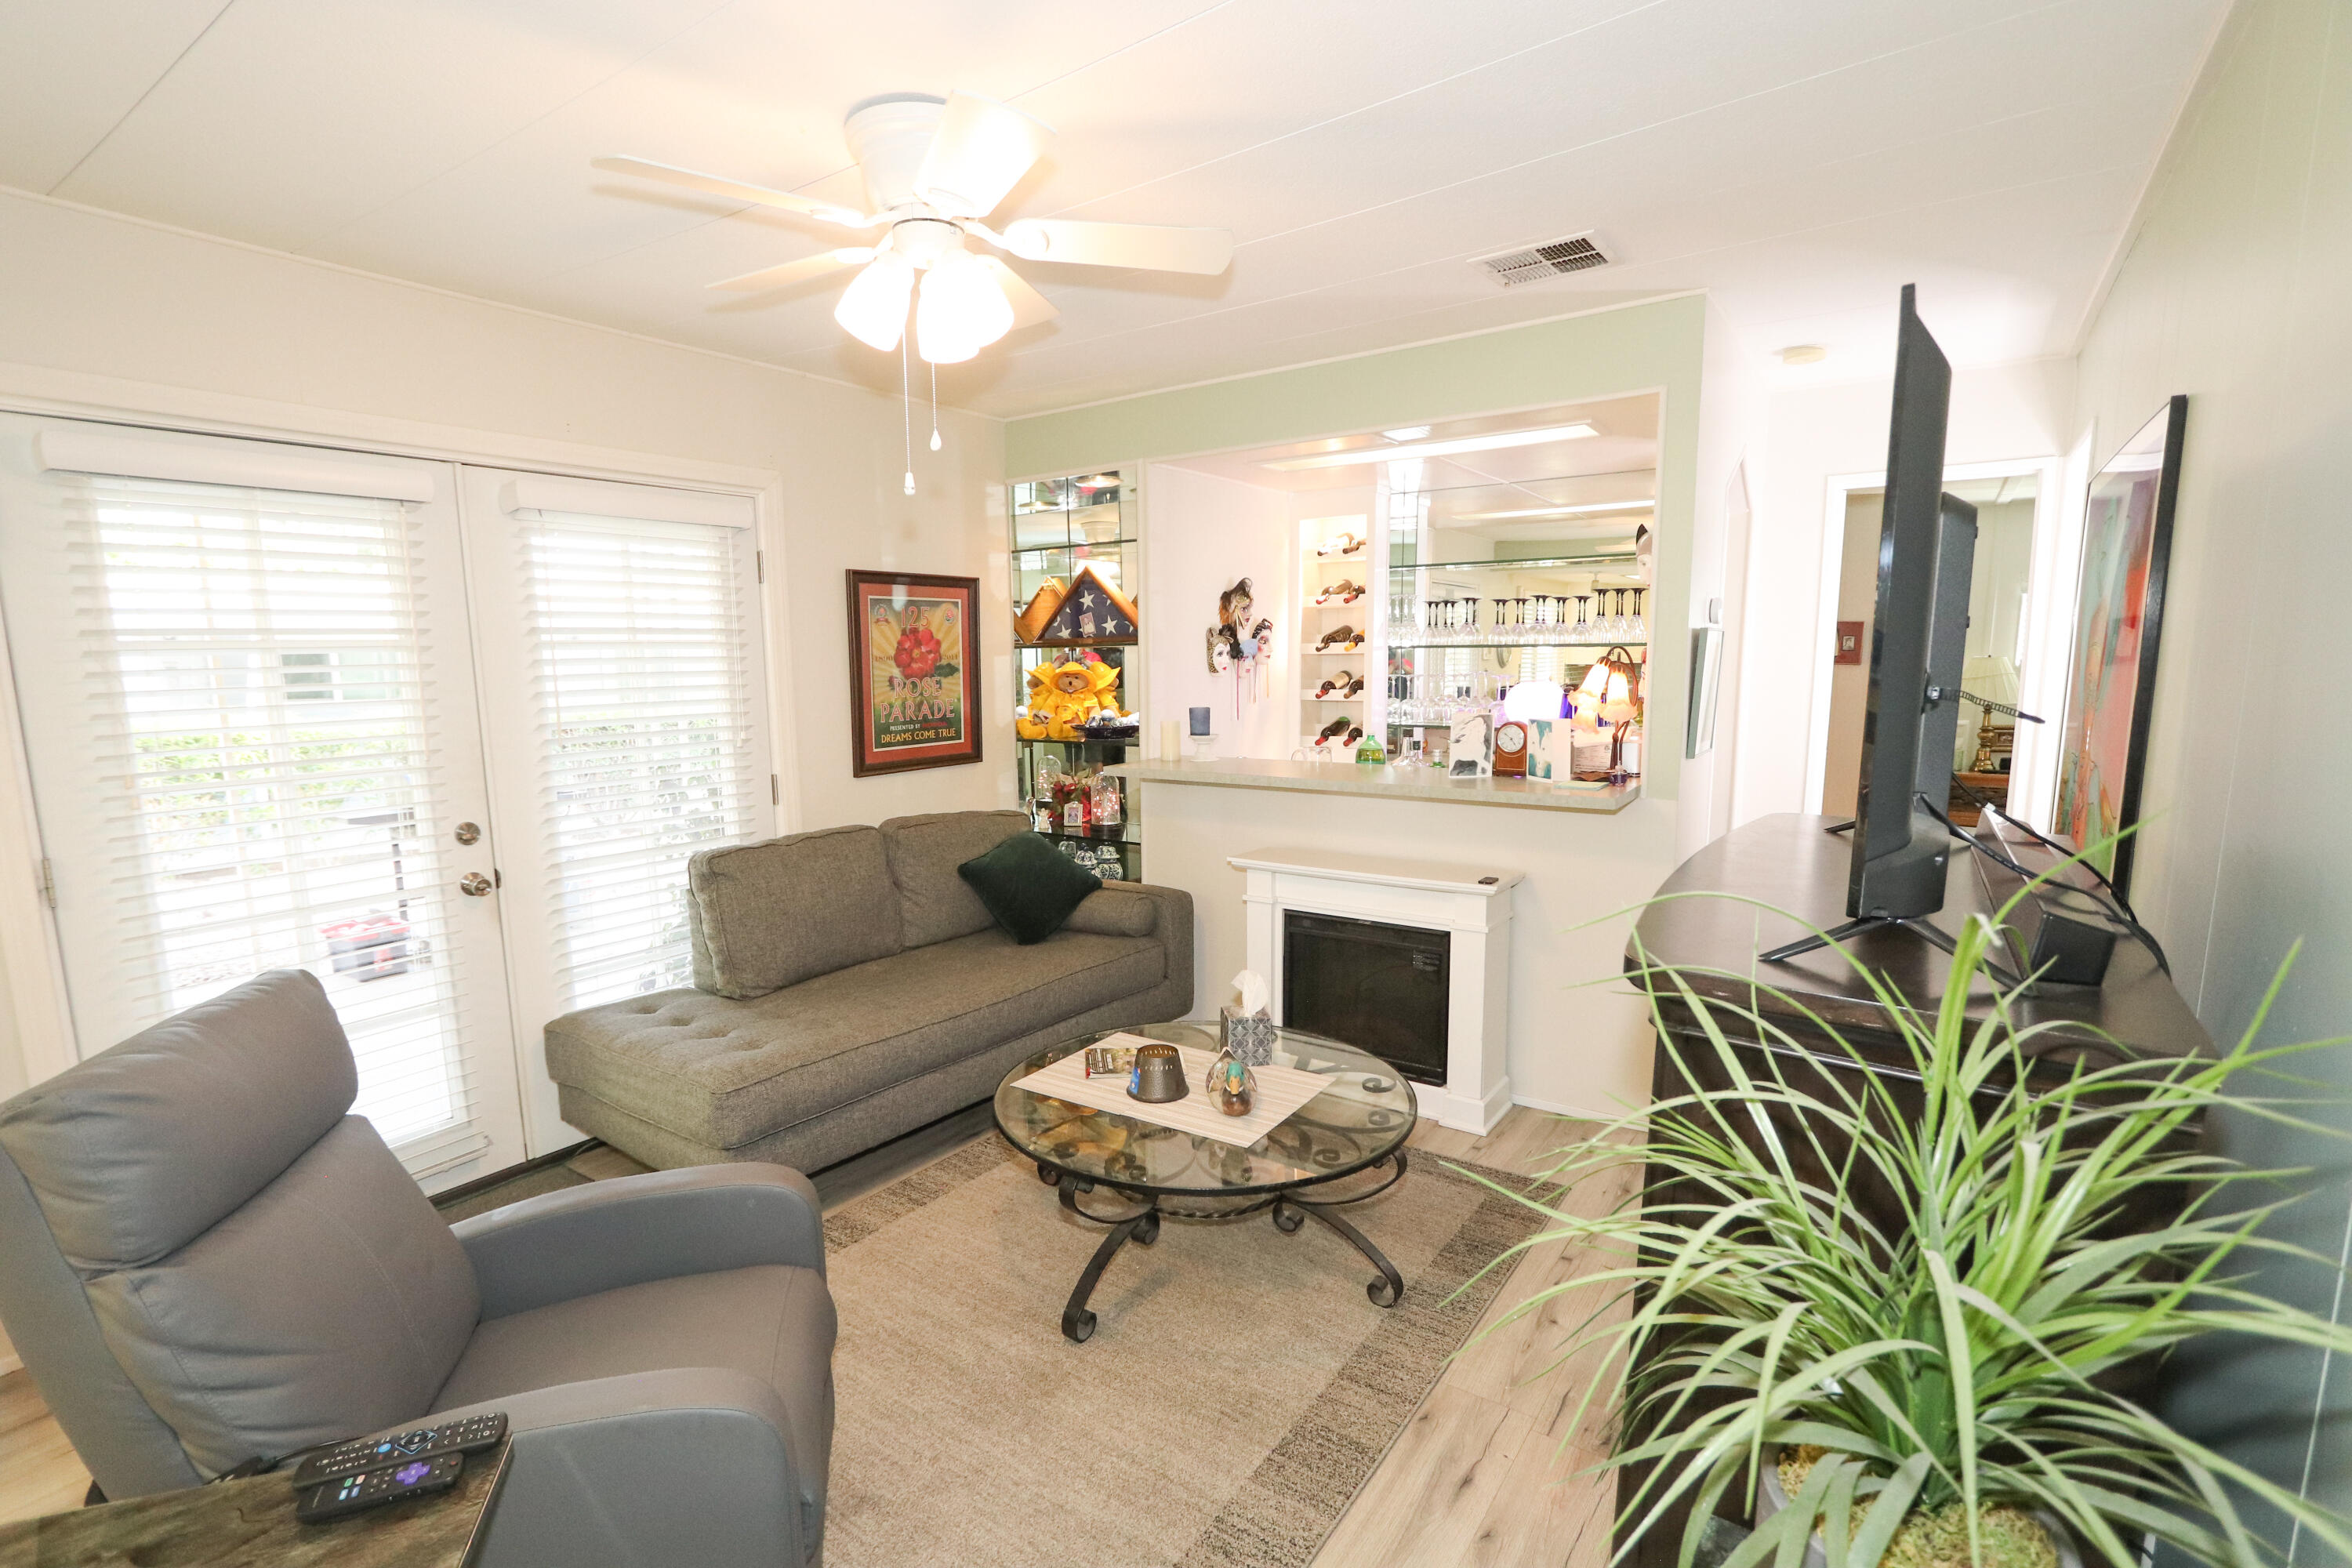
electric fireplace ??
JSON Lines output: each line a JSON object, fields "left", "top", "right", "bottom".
{"left": 1234, "top": 848, "right": 1518, "bottom": 1133}
{"left": 1282, "top": 911, "right": 1450, "bottom": 1084}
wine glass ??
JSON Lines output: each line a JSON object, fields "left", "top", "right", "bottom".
{"left": 1463, "top": 597, "right": 1481, "bottom": 644}
{"left": 1630, "top": 588, "right": 1646, "bottom": 641}
{"left": 1569, "top": 595, "right": 1588, "bottom": 641}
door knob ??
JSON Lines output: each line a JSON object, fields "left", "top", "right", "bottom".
{"left": 459, "top": 872, "right": 493, "bottom": 897}
{"left": 454, "top": 822, "right": 481, "bottom": 845}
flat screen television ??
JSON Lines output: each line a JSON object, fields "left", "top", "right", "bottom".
{"left": 1851, "top": 284, "right": 1980, "bottom": 922}
{"left": 1766, "top": 285, "right": 1978, "bottom": 963}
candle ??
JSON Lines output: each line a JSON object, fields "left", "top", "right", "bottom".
{"left": 1160, "top": 720, "right": 1179, "bottom": 761}
{"left": 1189, "top": 706, "right": 1211, "bottom": 737}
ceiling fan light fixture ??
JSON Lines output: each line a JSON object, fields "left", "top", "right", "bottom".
{"left": 914, "top": 93, "right": 1053, "bottom": 218}
{"left": 602, "top": 86, "right": 1228, "bottom": 365}
{"left": 916, "top": 249, "right": 1013, "bottom": 364}
{"left": 834, "top": 250, "right": 916, "bottom": 351}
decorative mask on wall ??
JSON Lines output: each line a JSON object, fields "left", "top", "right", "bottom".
{"left": 1206, "top": 576, "right": 1256, "bottom": 673}
{"left": 1205, "top": 576, "right": 1274, "bottom": 731}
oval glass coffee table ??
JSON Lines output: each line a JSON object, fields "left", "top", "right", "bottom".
{"left": 993, "top": 1021, "right": 1417, "bottom": 1342}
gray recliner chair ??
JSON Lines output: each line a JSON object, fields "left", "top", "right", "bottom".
{"left": 0, "top": 969, "right": 836, "bottom": 1566}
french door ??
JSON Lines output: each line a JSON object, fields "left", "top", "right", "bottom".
{"left": 0, "top": 419, "right": 771, "bottom": 1187}
{"left": 455, "top": 467, "right": 770, "bottom": 1153}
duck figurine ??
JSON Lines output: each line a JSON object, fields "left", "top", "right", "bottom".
{"left": 1205, "top": 1046, "right": 1257, "bottom": 1116}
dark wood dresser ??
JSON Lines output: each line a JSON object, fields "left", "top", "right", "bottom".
{"left": 1613, "top": 813, "right": 2212, "bottom": 1567}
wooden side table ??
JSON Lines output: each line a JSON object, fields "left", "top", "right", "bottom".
{"left": 0, "top": 1441, "right": 508, "bottom": 1568}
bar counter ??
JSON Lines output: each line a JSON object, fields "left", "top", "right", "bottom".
{"left": 1112, "top": 757, "right": 1641, "bottom": 814}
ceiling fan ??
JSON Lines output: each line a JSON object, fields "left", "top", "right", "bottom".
{"left": 596, "top": 92, "right": 1234, "bottom": 365}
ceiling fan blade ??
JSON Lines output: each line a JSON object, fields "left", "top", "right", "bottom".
{"left": 999, "top": 219, "right": 1232, "bottom": 275}
{"left": 976, "top": 255, "right": 1060, "bottom": 330}
{"left": 913, "top": 93, "right": 1054, "bottom": 219}
{"left": 707, "top": 248, "right": 875, "bottom": 292}
{"left": 593, "top": 155, "right": 874, "bottom": 227}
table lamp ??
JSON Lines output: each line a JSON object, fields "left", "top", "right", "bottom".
{"left": 1573, "top": 646, "right": 1642, "bottom": 774}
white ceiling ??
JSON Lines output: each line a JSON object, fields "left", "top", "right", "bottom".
{"left": 1168, "top": 394, "right": 1661, "bottom": 539}
{"left": 1170, "top": 395, "right": 1658, "bottom": 489}
{"left": 0, "top": 0, "right": 2224, "bottom": 418}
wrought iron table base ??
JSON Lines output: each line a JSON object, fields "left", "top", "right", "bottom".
{"left": 1040, "top": 1150, "right": 1409, "bottom": 1342}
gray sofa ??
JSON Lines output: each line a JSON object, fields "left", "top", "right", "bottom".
{"left": 0, "top": 970, "right": 836, "bottom": 1568}
{"left": 546, "top": 810, "right": 1195, "bottom": 1172}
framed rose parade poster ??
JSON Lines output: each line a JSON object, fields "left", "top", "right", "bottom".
{"left": 845, "top": 570, "right": 983, "bottom": 776}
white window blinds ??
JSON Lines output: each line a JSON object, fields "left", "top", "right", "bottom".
{"left": 514, "top": 510, "right": 761, "bottom": 1010}
{"left": 58, "top": 474, "right": 487, "bottom": 1171}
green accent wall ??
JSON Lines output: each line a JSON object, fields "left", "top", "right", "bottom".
{"left": 1004, "top": 296, "right": 1707, "bottom": 799}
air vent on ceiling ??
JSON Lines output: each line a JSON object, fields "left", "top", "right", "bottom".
{"left": 1472, "top": 232, "right": 1612, "bottom": 286}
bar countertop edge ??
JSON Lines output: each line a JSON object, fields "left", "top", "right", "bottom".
{"left": 1112, "top": 757, "right": 1642, "bottom": 814}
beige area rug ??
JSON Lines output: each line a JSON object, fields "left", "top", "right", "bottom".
{"left": 819, "top": 1138, "right": 1544, "bottom": 1568}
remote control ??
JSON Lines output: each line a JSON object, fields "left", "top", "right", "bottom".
{"left": 289, "top": 1412, "right": 506, "bottom": 1488}
{"left": 294, "top": 1452, "right": 463, "bottom": 1525}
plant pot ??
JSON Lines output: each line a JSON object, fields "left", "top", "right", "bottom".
{"left": 1755, "top": 1448, "right": 2080, "bottom": 1568}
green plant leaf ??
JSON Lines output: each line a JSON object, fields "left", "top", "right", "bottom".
{"left": 1494, "top": 855, "right": 2352, "bottom": 1568}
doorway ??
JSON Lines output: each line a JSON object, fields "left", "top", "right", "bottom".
{"left": 1808, "top": 460, "right": 2062, "bottom": 825}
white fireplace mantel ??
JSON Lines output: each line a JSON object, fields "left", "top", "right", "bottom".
{"left": 1229, "top": 847, "right": 1521, "bottom": 1133}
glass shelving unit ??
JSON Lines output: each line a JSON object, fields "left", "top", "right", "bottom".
{"left": 1009, "top": 470, "right": 1142, "bottom": 880}
{"left": 1384, "top": 550, "right": 1650, "bottom": 749}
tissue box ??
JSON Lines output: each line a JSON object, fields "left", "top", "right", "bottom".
{"left": 1220, "top": 1006, "right": 1277, "bottom": 1065}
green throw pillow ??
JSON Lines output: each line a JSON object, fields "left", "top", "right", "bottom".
{"left": 957, "top": 831, "right": 1102, "bottom": 945}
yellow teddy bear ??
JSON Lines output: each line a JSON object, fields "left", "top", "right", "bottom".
{"left": 1017, "top": 659, "right": 1124, "bottom": 740}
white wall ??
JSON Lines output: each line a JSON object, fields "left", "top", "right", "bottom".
{"left": 1682, "top": 300, "right": 1766, "bottom": 856}
{"left": 1730, "top": 357, "right": 2075, "bottom": 825}
{"left": 0, "top": 189, "right": 1008, "bottom": 1092}
{"left": 1141, "top": 463, "right": 1297, "bottom": 762}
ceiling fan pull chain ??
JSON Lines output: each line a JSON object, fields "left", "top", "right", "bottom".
{"left": 902, "top": 336, "right": 916, "bottom": 496}
{"left": 929, "top": 361, "right": 942, "bottom": 452}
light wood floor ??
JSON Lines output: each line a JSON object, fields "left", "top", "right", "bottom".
{"left": 1309, "top": 1106, "right": 1632, "bottom": 1568}
{"left": 0, "top": 1105, "right": 1627, "bottom": 1566}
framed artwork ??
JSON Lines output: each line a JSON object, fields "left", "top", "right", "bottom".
{"left": 845, "top": 570, "right": 982, "bottom": 776}
{"left": 1685, "top": 625, "right": 1722, "bottom": 759}
{"left": 2053, "top": 395, "right": 2187, "bottom": 897}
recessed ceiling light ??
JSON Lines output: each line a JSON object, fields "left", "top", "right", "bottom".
{"left": 1777, "top": 344, "right": 1828, "bottom": 366}
{"left": 1454, "top": 500, "right": 1655, "bottom": 521}
{"left": 1381, "top": 426, "right": 1432, "bottom": 442}
{"left": 1262, "top": 422, "right": 1597, "bottom": 472}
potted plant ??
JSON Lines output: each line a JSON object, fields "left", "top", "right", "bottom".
{"left": 1478, "top": 903, "right": 2352, "bottom": 1568}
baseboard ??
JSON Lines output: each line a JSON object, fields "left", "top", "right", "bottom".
{"left": 1509, "top": 1093, "right": 1598, "bottom": 1117}
{"left": 429, "top": 1138, "right": 597, "bottom": 1208}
